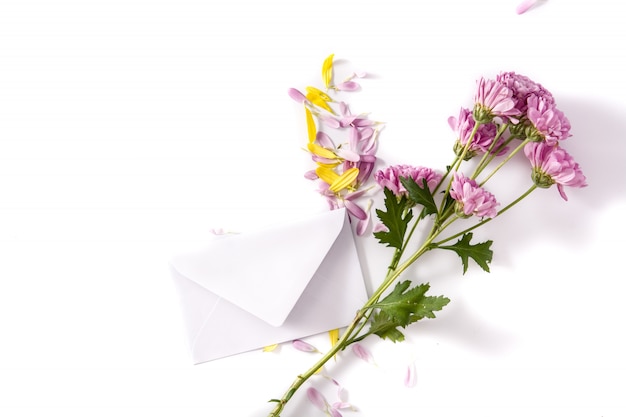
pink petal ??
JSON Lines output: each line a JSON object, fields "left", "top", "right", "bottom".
{"left": 329, "top": 408, "right": 343, "bottom": 417}
{"left": 348, "top": 126, "right": 360, "bottom": 150}
{"left": 516, "top": 0, "right": 538, "bottom": 14}
{"left": 344, "top": 199, "right": 367, "bottom": 221}
{"left": 320, "top": 114, "right": 341, "bottom": 129}
{"left": 304, "top": 170, "right": 318, "bottom": 180}
{"left": 404, "top": 362, "right": 417, "bottom": 388}
{"left": 351, "top": 343, "right": 374, "bottom": 364}
{"left": 336, "top": 81, "right": 360, "bottom": 91}
{"left": 292, "top": 339, "right": 319, "bottom": 353}
{"left": 287, "top": 88, "right": 307, "bottom": 103}
{"left": 316, "top": 131, "right": 335, "bottom": 148}
{"left": 306, "top": 387, "right": 327, "bottom": 411}
{"left": 336, "top": 148, "right": 360, "bottom": 163}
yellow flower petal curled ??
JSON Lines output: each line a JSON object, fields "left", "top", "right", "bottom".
{"left": 307, "top": 142, "right": 338, "bottom": 160}
{"left": 322, "top": 53, "right": 334, "bottom": 89}
{"left": 329, "top": 167, "right": 360, "bottom": 193}
{"left": 305, "top": 108, "right": 316, "bottom": 144}
{"left": 263, "top": 344, "right": 279, "bottom": 352}
{"left": 306, "top": 92, "right": 334, "bottom": 114}
{"left": 315, "top": 166, "right": 339, "bottom": 185}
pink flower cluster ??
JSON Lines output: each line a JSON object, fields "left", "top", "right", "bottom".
{"left": 450, "top": 173, "right": 499, "bottom": 219}
{"left": 448, "top": 107, "right": 506, "bottom": 159}
{"left": 374, "top": 165, "right": 442, "bottom": 198}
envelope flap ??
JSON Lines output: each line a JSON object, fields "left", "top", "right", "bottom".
{"left": 170, "top": 208, "right": 351, "bottom": 327}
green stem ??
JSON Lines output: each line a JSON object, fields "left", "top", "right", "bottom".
{"left": 433, "top": 184, "right": 538, "bottom": 246}
{"left": 471, "top": 123, "right": 509, "bottom": 179}
{"left": 479, "top": 138, "right": 530, "bottom": 187}
{"left": 267, "top": 233, "right": 438, "bottom": 417}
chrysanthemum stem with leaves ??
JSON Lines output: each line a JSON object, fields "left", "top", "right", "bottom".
{"left": 274, "top": 55, "right": 586, "bottom": 416}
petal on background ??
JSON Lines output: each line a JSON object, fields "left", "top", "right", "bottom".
{"left": 404, "top": 361, "right": 417, "bottom": 388}
{"left": 306, "top": 387, "right": 328, "bottom": 411}
{"left": 322, "top": 53, "right": 334, "bottom": 89}
{"left": 308, "top": 142, "right": 338, "bottom": 160}
{"left": 292, "top": 339, "right": 320, "bottom": 353}
{"left": 305, "top": 108, "right": 316, "bottom": 143}
{"left": 336, "top": 81, "right": 360, "bottom": 91}
{"left": 262, "top": 344, "right": 279, "bottom": 352}
{"left": 516, "top": 0, "right": 538, "bottom": 14}
{"left": 316, "top": 131, "right": 336, "bottom": 148}
{"left": 329, "top": 167, "right": 359, "bottom": 192}
{"left": 344, "top": 199, "right": 367, "bottom": 221}
{"left": 316, "top": 166, "right": 340, "bottom": 185}
{"left": 328, "top": 329, "right": 340, "bottom": 349}
{"left": 288, "top": 88, "right": 307, "bottom": 103}
{"left": 351, "top": 343, "right": 375, "bottom": 365}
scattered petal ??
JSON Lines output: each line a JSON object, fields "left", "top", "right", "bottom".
{"left": 336, "top": 147, "right": 360, "bottom": 163}
{"left": 305, "top": 108, "right": 316, "bottom": 144}
{"left": 336, "top": 81, "right": 360, "bottom": 91}
{"left": 304, "top": 170, "right": 319, "bottom": 180}
{"left": 288, "top": 88, "right": 307, "bottom": 103}
{"left": 315, "top": 131, "right": 336, "bottom": 148}
{"left": 328, "top": 329, "right": 340, "bottom": 349}
{"left": 322, "top": 54, "right": 334, "bottom": 89}
{"left": 308, "top": 142, "right": 338, "bottom": 160}
{"left": 329, "top": 167, "right": 359, "bottom": 193}
{"left": 516, "top": 0, "right": 538, "bottom": 14}
{"left": 306, "top": 387, "right": 327, "bottom": 411}
{"left": 355, "top": 199, "right": 373, "bottom": 236}
{"left": 343, "top": 199, "right": 367, "bottom": 221}
{"left": 263, "top": 344, "right": 279, "bottom": 352}
{"left": 293, "top": 339, "right": 320, "bottom": 353}
{"left": 316, "top": 166, "right": 340, "bottom": 185}
{"left": 404, "top": 361, "right": 417, "bottom": 388}
{"left": 319, "top": 114, "right": 341, "bottom": 129}
{"left": 329, "top": 408, "right": 343, "bottom": 417}
{"left": 351, "top": 343, "right": 375, "bottom": 365}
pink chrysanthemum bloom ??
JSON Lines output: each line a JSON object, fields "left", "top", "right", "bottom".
{"left": 473, "top": 77, "right": 520, "bottom": 123}
{"left": 496, "top": 72, "right": 555, "bottom": 114}
{"left": 450, "top": 172, "right": 499, "bottom": 218}
{"left": 526, "top": 95, "right": 571, "bottom": 146}
{"left": 375, "top": 165, "right": 442, "bottom": 198}
{"left": 524, "top": 142, "right": 587, "bottom": 201}
{"left": 448, "top": 107, "right": 507, "bottom": 159}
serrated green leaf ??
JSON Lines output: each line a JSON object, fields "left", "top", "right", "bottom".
{"left": 439, "top": 232, "right": 493, "bottom": 274}
{"left": 368, "top": 281, "right": 450, "bottom": 342}
{"left": 368, "top": 310, "right": 406, "bottom": 343}
{"left": 400, "top": 177, "right": 438, "bottom": 218}
{"left": 373, "top": 187, "right": 413, "bottom": 249}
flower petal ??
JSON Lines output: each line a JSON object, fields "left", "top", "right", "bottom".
{"left": 336, "top": 81, "right": 360, "bottom": 91}
{"left": 404, "top": 361, "right": 417, "bottom": 388}
{"left": 288, "top": 88, "right": 307, "bottom": 103}
{"left": 322, "top": 54, "right": 334, "bottom": 89}
{"left": 516, "top": 0, "right": 538, "bottom": 14}
{"left": 328, "top": 329, "right": 340, "bottom": 348}
{"left": 306, "top": 387, "right": 327, "bottom": 410}
{"left": 305, "top": 108, "right": 316, "bottom": 144}
{"left": 308, "top": 142, "right": 338, "bottom": 160}
{"left": 351, "top": 343, "right": 374, "bottom": 365}
{"left": 263, "top": 344, "right": 279, "bottom": 352}
{"left": 293, "top": 339, "right": 319, "bottom": 353}
{"left": 316, "top": 166, "right": 339, "bottom": 185}
{"left": 329, "top": 167, "right": 359, "bottom": 192}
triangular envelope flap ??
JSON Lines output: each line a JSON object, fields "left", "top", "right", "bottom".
{"left": 170, "top": 208, "right": 350, "bottom": 327}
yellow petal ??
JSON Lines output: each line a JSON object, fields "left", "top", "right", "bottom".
{"left": 305, "top": 108, "right": 316, "bottom": 144}
{"left": 306, "top": 86, "right": 332, "bottom": 102}
{"left": 329, "top": 167, "right": 360, "bottom": 193}
{"left": 263, "top": 344, "right": 279, "bottom": 352}
{"left": 328, "top": 329, "right": 340, "bottom": 348}
{"left": 315, "top": 161, "right": 341, "bottom": 169}
{"left": 307, "top": 142, "right": 338, "bottom": 160}
{"left": 306, "top": 92, "right": 334, "bottom": 114}
{"left": 322, "top": 53, "right": 334, "bottom": 89}
{"left": 315, "top": 166, "right": 339, "bottom": 185}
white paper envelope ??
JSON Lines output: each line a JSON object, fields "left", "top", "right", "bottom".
{"left": 170, "top": 208, "right": 368, "bottom": 364}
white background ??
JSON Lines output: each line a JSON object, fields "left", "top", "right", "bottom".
{"left": 1, "top": 0, "right": 625, "bottom": 416}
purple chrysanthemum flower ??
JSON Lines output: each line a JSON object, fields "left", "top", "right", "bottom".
{"left": 496, "top": 72, "right": 555, "bottom": 114}
{"left": 473, "top": 77, "right": 520, "bottom": 123}
{"left": 374, "top": 165, "right": 442, "bottom": 198}
{"left": 450, "top": 172, "right": 499, "bottom": 218}
{"left": 448, "top": 107, "right": 507, "bottom": 159}
{"left": 524, "top": 142, "right": 587, "bottom": 201}
{"left": 526, "top": 95, "right": 571, "bottom": 146}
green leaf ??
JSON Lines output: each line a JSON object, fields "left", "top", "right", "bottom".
{"left": 368, "top": 281, "right": 450, "bottom": 342}
{"left": 400, "top": 177, "right": 438, "bottom": 218}
{"left": 439, "top": 232, "right": 493, "bottom": 274}
{"left": 368, "top": 310, "right": 407, "bottom": 343}
{"left": 373, "top": 187, "right": 413, "bottom": 249}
